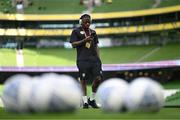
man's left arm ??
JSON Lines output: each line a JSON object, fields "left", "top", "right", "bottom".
{"left": 93, "top": 31, "right": 100, "bottom": 59}
{"left": 95, "top": 45, "right": 100, "bottom": 59}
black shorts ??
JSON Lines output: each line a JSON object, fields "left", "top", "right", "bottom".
{"left": 77, "top": 59, "right": 102, "bottom": 81}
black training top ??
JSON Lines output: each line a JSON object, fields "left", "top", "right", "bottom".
{"left": 70, "top": 26, "right": 99, "bottom": 61}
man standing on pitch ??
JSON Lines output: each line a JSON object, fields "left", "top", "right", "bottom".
{"left": 70, "top": 14, "right": 102, "bottom": 108}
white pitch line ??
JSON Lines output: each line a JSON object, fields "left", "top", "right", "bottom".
{"left": 0, "top": 96, "right": 3, "bottom": 107}
{"left": 16, "top": 49, "right": 24, "bottom": 67}
{"left": 135, "top": 47, "right": 161, "bottom": 63}
{"left": 163, "top": 89, "right": 180, "bottom": 99}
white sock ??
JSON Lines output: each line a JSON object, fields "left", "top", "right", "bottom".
{"left": 90, "top": 92, "right": 96, "bottom": 101}
{"left": 82, "top": 96, "right": 88, "bottom": 104}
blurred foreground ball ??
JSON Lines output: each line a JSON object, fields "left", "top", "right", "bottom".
{"left": 125, "top": 77, "right": 164, "bottom": 112}
{"left": 29, "top": 75, "right": 53, "bottom": 112}
{"left": 30, "top": 73, "right": 82, "bottom": 112}
{"left": 2, "top": 74, "right": 32, "bottom": 113}
{"left": 96, "top": 78, "right": 128, "bottom": 113}
{"left": 49, "top": 74, "right": 82, "bottom": 112}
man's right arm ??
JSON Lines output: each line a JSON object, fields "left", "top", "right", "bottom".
{"left": 71, "top": 36, "right": 92, "bottom": 48}
{"left": 71, "top": 39, "right": 85, "bottom": 48}
{"left": 70, "top": 29, "right": 92, "bottom": 48}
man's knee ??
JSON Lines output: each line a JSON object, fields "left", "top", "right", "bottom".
{"left": 81, "top": 79, "right": 86, "bottom": 84}
{"left": 95, "top": 76, "right": 102, "bottom": 83}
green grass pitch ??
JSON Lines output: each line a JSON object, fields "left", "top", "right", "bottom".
{"left": 0, "top": 107, "right": 180, "bottom": 120}
{"left": 0, "top": 43, "right": 180, "bottom": 66}
{"left": 0, "top": 43, "right": 180, "bottom": 119}
{"left": 0, "top": 36, "right": 180, "bottom": 120}
{"left": 1, "top": 0, "right": 180, "bottom": 14}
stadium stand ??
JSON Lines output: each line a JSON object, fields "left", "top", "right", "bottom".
{"left": 0, "top": 21, "right": 179, "bottom": 36}
{"left": 0, "top": 5, "right": 179, "bottom": 47}
{"left": 0, "top": 5, "right": 180, "bottom": 20}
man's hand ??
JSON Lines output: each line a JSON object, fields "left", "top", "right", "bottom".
{"left": 84, "top": 36, "right": 93, "bottom": 42}
{"left": 71, "top": 36, "right": 92, "bottom": 48}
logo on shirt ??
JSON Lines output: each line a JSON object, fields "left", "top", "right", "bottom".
{"left": 85, "top": 42, "right": 91, "bottom": 49}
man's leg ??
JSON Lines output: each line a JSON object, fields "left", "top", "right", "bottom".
{"left": 81, "top": 79, "right": 87, "bottom": 96}
{"left": 88, "top": 76, "right": 101, "bottom": 108}
{"left": 80, "top": 79, "right": 89, "bottom": 108}
{"left": 92, "top": 76, "right": 101, "bottom": 93}
{"left": 77, "top": 61, "right": 89, "bottom": 108}
{"left": 88, "top": 61, "right": 103, "bottom": 108}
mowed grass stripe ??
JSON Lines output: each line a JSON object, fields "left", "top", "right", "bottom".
{"left": 0, "top": 43, "right": 180, "bottom": 66}
{"left": 101, "top": 43, "right": 180, "bottom": 64}
{"left": 1, "top": 0, "right": 180, "bottom": 14}
{"left": 135, "top": 47, "right": 161, "bottom": 62}
{"left": 0, "top": 49, "right": 16, "bottom": 66}
{"left": 141, "top": 43, "right": 180, "bottom": 61}
{"left": 0, "top": 108, "right": 179, "bottom": 119}
{"left": 23, "top": 0, "right": 180, "bottom": 14}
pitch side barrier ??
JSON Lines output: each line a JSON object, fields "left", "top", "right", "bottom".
{"left": 0, "top": 21, "right": 179, "bottom": 36}
{"left": 0, "top": 5, "right": 179, "bottom": 21}
{"left": 0, "top": 60, "right": 179, "bottom": 83}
